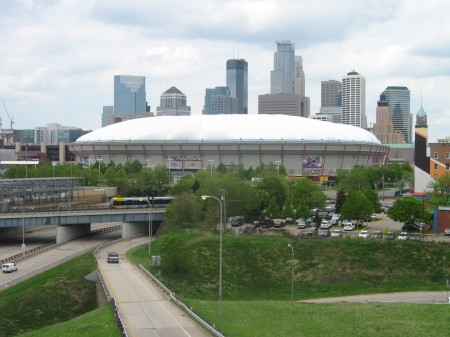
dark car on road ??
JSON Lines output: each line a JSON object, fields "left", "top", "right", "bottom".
{"left": 402, "top": 221, "right": 424, "bottom": 231}
{"left": 107, "top": 252, "right": 120, "bottom": 263}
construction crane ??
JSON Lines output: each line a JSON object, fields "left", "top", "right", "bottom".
{"left": 2, "top": 102, "right": 15, "bottom": 130}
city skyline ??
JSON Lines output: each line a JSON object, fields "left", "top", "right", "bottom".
{"left": 1, "top": 1, "right": 449, "bottom": 142}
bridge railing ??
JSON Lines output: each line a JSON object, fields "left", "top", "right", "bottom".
{"left": 0, "top": 205, "right": 167, "bottom": 216}
{"left": 138, "top": 265, "right": 225, "bottom": 337}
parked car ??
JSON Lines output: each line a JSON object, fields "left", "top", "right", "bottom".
{"left": 402, "top": 221, "right": 424, "bottom": 231}
{"left": 274, "top": 220, "right": 285, "bottom": 228}
{"left": 284, "top": 217, "right": 294, "bottom": 224}
{"left": 444, "top": 228, "right": 450, "bottom": 236}
{"left": 330, "top": 229, "right": 342, "bottom": 238}
{"left": 384, "top": 232, "right": 395, "bottom": 240}
{"left": 320, "top": 220, "right": 331, "bottom": 229}
{"left": 358, "top": 230, "right": 370, "bottom": 239}
{"left": 243, "top": 225, "right": 256, "bottom": 233}
{"left": 397, "top": 232, "right": 409, "bottom": 240}
{"left": 261, "top": 218, "right": 274, "bottom": 228}
{"left": 2, "top": 263, "right": 18, "bottom": 273}
{"left": 411, "top": 233, "right": 421, "bottom": 241}
{"left": 343, "top": 222, "right": 355, "bottom": 231}
{"left": 252, "top": 220, "right": 261, "bottom": 227}
{"left": 107, "top": 252, "right": 120, "bottom": 263}
{"left": 306, "top": 227, "right": 317, "bottom": 236}
{"left": 296, "top": 219, "right": 308, "bottom": 229}
{"left": 318, "top": 229, "right": 330, "bottom": 237}
{"left": 372, "top": 230, "right": 382, "bottom": 238}
{"left": 231, "top": 216, "right": 245, "bottom": 227}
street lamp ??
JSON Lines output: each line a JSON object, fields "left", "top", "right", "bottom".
{"left": 147, "top": 196, "right": 154, "bottom": 263}
{"left": 201, "top": 194, "right": 224, "bottom": 315}
{"left": 287, "top": 244, "right": 294, "bottom": 301}
{"left": 96, "top": 158, "right": 103, "bottom": 185}
{"left": 275, "top": 160, "right": 281, "bottom": 174}
{"left": 167, "top": 158, "right": 173, "bottom": 185}
{"left": 32, "top": 159, "right": 38, "bottom": 177}
{"left": 208, "top": 159, "right": 215, "bottom": 177}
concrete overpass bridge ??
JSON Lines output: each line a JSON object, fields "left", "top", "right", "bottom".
{"left": 0, "top": 208, "right": 165, "bottom": 244}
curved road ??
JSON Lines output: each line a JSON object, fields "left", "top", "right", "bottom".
{"left": 97, "top": 237, "right": 211, "bottom": 337}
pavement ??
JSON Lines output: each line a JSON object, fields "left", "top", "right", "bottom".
{"left": 300, "top": 291, "right": 450, "bottom": 304}
{"left": 97, "top": 237, "right": 211, "bottom": 337}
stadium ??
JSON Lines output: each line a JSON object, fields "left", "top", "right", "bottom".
{"left": 70, "top": 115, "right": 389, "bottom": 178}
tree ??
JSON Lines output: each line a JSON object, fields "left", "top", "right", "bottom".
{"left": 428, "top": 172, "right": 450, "bottom": 207}
{"left": 335, "top": 189, "right": 347, "bottom": 214}
{"left": 342, "top": 170, "right": 369, "bottom": 191}
{"left": 266, "top": 197, "right": 280, "bottom": 218}
{"left": 103, "top": 167, "right": 117, "bottom": 186}
{"left": 158, "top": 232, "right": 191, "bottom": 273}
{"left": 341, "top": 191, "right": 373, "bottom": 223}
{"left": 362, "top": 188, "right": 381, "bottom": 213}
{"left": 257, "top": 175, "right": 287, "bottom": 211}
{"left": 283, "top": 199, "right": 296, "bottom": 219}
{"left": 387, "top": 196, "right": 428, "bottom": 223}
{"left": 295, "top": 200, "right": 309, "bottom": 219}
{"left": 291, "top": 179, "right": 326, "bottom": 212}
{"left": 164, "top": 193, "right": 202, "bottom": 230}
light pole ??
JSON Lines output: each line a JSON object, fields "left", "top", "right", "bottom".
{"left": 25, "top": 146, "right": 28, "bottom": 179}
{"left": 147, "top": 196, "right": 153, "bottom": 263}
{"left": 32, "top": 159, "right": 38, "bottom": 177}
{"left": 167, "top": 158, "right": 173, "bottom": 185}
{"left": 22, "top": 216, "right": 26, "bottom": 251}
{"left": 201, "top": 193, "right": 224, "bottom": 315}
{"left": 275, "top": 160, "right": 281, "bottom": 174}
{"left": 96, "top": 158, "right": 103, "bottom": 185}
{"left": 208, "top": 159, "right": 214, "bottom": 177}
{"left": 287, "top": 244, "right": 294, "bottom": 301}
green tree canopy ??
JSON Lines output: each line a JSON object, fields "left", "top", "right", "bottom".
{"left": 387, "top": 196, "right": 428, "bottom": 223}
{"left": 341, "top": 191, "right": 373, "bottom": 222}
{"left": 291, "top": 178, "right": 326, "bottom": 211}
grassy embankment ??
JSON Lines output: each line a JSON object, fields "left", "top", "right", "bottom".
{"left": 127, "top": 231, "right": 450, "bottom": 337}
{"left": 0, "top": 251, "right": 121, "bottom": 337}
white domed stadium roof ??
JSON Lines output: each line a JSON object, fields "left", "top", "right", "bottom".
{"left": 77, "top": 115, "right": 380, "bottom": 144}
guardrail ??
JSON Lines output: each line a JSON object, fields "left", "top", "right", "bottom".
{"left": 0, "top": 205, "right": 167, "bottom": 216}
{"left": 94, "top": 237, "right": 130, "bottom": 337}
{"left": 0, "top": 242, "right": 58, "bottom": 265}
{"left": 1, "top": 226, "right": 122, "bottom": 265}
{"left": 139, "top": 265, "right": 225, "bottom": 337}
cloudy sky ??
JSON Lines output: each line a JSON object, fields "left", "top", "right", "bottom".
{"left": 1, "top": 0, "right": 449, "bottom": 142}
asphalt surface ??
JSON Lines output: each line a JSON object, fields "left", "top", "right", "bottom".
{"left": 300, "top": 291, "right": 450, "bottom": 304}
{"left": 97, "top": 237, "right": 211, "bottom": 337}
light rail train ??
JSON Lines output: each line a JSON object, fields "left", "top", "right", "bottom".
{"left": 110, "top": 196, "right": 173, "bottom": 209}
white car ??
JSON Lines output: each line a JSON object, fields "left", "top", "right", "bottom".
{"left": 330, "top": 229, "right": 342, "bottom": 238}
{"left": 358, "top": 230, "right": 370, "bottom": 239}
{"left": 320, "top": 220, "right": 331, "bottom": 229}
{"left": 2, "top": 263, "right": 18, "bottom": 273}
{"left": 296, "top": 218, "right": 307, "bottom": 229}
{"left": 397, "top": 232, "right": 409, "bottom": 240}
{"left": 344, "top": 223, "right": 355, "bottom": 231}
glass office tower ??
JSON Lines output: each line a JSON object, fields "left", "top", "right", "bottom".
{"left": 270, "top": 40, "right": 295, "bottom": 94}
{"left": 114, "top": 75, "right": 147, "bottom": 116}
{"left": 383, "top": 86, "right": 411, "bottom": 143}
{"left": 226, "top": 59, "right": 248, "bottom": 114}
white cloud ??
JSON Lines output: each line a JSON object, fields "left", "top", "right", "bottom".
{"left": 0, "top": 0, "right": 448, "bottom": 142}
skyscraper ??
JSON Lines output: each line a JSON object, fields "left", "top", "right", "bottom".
{"left": 373, "top": 93, "right": 404, "bottom": 144}
{"left": 226, "top": 59, "right": 248, "bottom": 114}
{"left": 270, "top": 41, "right": 295, "bottom": 94}
{"left": 294, "top": 56, "right": 305, "bottom": 96}
{"left": 114, "top": 75, "right": 147, "bottom": 116}
{"left": 156, "top": 86, "right": 191, "bottom": 116}
{"left": 383, "top": 86, "right": 411, "bottom": 143}
{"left": 102, "top": 106, "right": 114, "bottom": 127}
{"left": 341, "top": 70, "right": 367, "bottom": 129}
{"left": 321, "top": 80, "right": 342, "bottom": 108}
{"left": 203, "top": 87, "right": 238, "bottom": 115}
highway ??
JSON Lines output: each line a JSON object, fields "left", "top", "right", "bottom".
{"left": 97, "top": 237, "right": 211, "bottom": 337}
{"left": 0, "top": 227, "right": 121, "bottom": 289}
